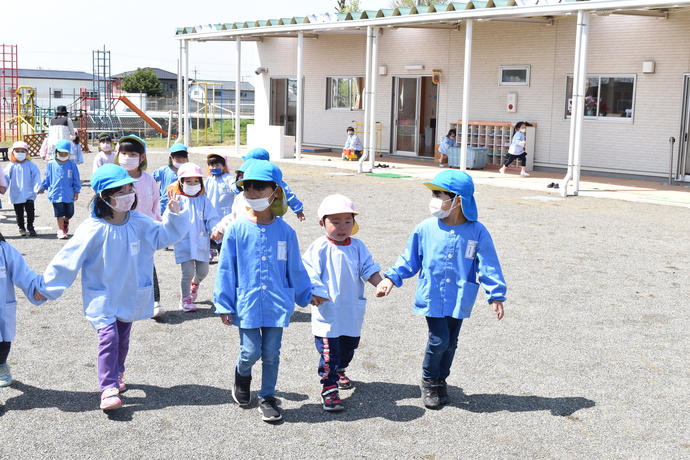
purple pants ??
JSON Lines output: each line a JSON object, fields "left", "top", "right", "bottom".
{"left": 97, "top": 320, "right": 132, "bottom": 391}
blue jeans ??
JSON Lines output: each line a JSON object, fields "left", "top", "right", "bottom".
{"left": 237, "top": 327, "right": 283, "bottom": 399}
{"left": 422, "top": 316, "right": 464, "bottom": 380}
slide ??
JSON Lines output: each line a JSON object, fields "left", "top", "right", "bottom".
{"left": 117, "top": 95, "right": 168, "bottom": 136}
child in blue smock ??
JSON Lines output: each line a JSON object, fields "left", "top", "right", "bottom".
{"left": 302, "top": 194, "right": 382, "bottom": 412}
{"left": 36, "top": 164, "right": 188, "bottom": 411}
{"left": 499, "top": 121, "right": 530, "bottom": 177}
{"left": 213, "top": 161, "right": 314, "bottom": 423}
{"left": 168, "top": 163, "right": 219, "bottom": 312}
{"left": 204, "top": 153, "right": 235, "bottom": 261}
{"left": 0, "top": 232, "right": 46, "bottom": 387}
{"left": 377, "top": 170, "right": 506, "bottom": 409}
{"left": 438, "top": 128, "right": 456, "bottom": 168}
{"left": 3, "top": 141, "right": 41, "bottom": 237}
{"left": 152, "top": 143, "right": 188, "bottom": 214}
{"left": 38, "top": 139, "right": 81, "bottom": 239}
{"left": 70, "top": 130, "right": 84, "bottom": 165}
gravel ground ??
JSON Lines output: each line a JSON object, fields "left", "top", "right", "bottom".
{"left": 0, "top": 149, "right": 688, "bottom": 459}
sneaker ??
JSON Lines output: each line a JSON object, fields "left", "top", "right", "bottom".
{"left": 118, "top": 372, "right": 127, "bottom": 392}
{"left": 28, "top": 229, "right": 37, "bottom": 237}
{"left": 19, "top": 228, "right": 28, "bottom": 237}
{"left": 438, "top": 379, "right": 449, "bottom": 405}
{"left": 100, "top": 387, "right": 122, "bottom": 410}
{"left": 209, "top": 249, "right": 218, "bottom": 262}
{"left": 321, "top": 385, "right": 344, "bottom": 411}
{"left": 420, "top": 378, "right": 440, "bottom": 408}
{"left": 57, "top": 230, "right": 69, "bottom": 240}
{"left": 257, "top": 397, "right": 282, "bottom": 421}
{"left": 152, "top": 301, "right": 165, "bottom": 318}
{"left": 190, "top": 282, "right": 200, "bottom": 302}
{"left": 179, "top": 295, "right": 196, "bottom": 312}
{"left": 232, "top": 366, "right": 252, "bottom": 406}
{"left": 521, "top": 171, "right": 530, "bottom": 177}
{"left": 337, "top": 370, "right": 353, "bottom": 390}
{"left": 0, "top": 362, "right": 12, "bottom": 387}
{"left": 439, "top": 163, "right": 446, "bottom": 168}
{"left": 499, "top": 167, "right": 506, "bottom": 175}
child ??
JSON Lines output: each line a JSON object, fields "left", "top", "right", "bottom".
{"left": 204, "top": 153, "right": 235, "bottom": 261}
{"left": 70, "top": 129, "right": 85, "bottom": 165}
{"left": 438, "top": 128, "right": 456, "bottom": 168}
{"left": 168, "top": 163, "right": 219, "bottom": 312}
{"left": 3, "top": 141, "right": 41, "bottom": 237}
{"left": 376, "top": 170, "right": 506, "bottom": 409}
{"left": 0, "top": 232, "right": 46, "bottom": 387}
{"left": 342, "top": 126, "right": 363, "bottom": 161}
{"left": 92, "top": 133, "right": 116, "bottom": 173}
{"left": 499, "top": 122, "right": 530, "bottom": 176}
{"left": 115, "top": 134, "right": 165, "bottom": 318}
{"left": 302, "top": 194, "right": 382, "bottom": 412}
{"left": 36, "top": 164, "right": 188, "bottom": 411}
{"left": 152, "top": 143, "right": 188, "bottom": 215}
{"left": 209, "top": 159, "right": 254, "bottom": 243}
{"left": 213, "top": 160, "right": 314, "bottom": 422}
{"left": 38, "top": 139, "right": 81, "bottom": 239}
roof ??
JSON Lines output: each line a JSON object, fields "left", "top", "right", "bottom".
{"left": 19, "top": 69, "right": 95, "bottom": 80}
{"left": 112, "top": 68, "right": 179, "bottom": 80}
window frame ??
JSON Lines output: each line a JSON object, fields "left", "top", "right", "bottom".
{"left": 565, "top": 74, "right": 636, "bottom": 123}
{"left": 53, "top": 89, "right": 63, "bottom": 99}
{"left": 326, "top": 76, "right": 365, "bottom": 111}
{"left": 498, "top": 65, "right": 531, "bottom": 87}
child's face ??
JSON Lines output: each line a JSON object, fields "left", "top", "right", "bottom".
{"left": 109, "top": 184, "right": 135, "bottom": 204}
{"left": 244, "top": 183, "right": 276, "bottom": 201}
{"left": 321, "top": 213, "right": 355, "bottom": 243}
{"left": 171, "top": 155, "right": 188, "bottom": 165}
{"left": 432, "top": 190, "right": 456, "bottom": 211}
{"left": 14, "top": 148, "right": 28, "bottom": 155}
{"left": 181, "top": 177, "right": 201, "bottom": 186}
{"left": 120, "top": 151, "right": 143, "bottom": 160}
{"left": 100, "top": 141, "right": 112, "bottom": 152}
{"left": 209, "top": 161, "right": 223, "bottom": 170}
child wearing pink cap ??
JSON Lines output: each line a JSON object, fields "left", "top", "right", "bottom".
{"left": 302, "top": 194, "right": 382, "bottom": 412}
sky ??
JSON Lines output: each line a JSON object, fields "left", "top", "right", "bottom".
{"left": 2, "top": 0, "right": 391, "bottom": 83}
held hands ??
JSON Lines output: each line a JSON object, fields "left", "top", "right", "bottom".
{"left": 376, "top": 278, "right": 394, "bottom": 297}
{"left": 167, "top": 194, "right": 181, "bottom": 214}
{"left": 211, "top": 230, "right": 224, "bottom": 241}
{"left": 33, "top": 289, "right": 46, "bottom": 301}
{"left": 310, "top": 295, "right": 329, "bottom": 306}
{"left": 492, "top": 300, "right": 504, "bottom": 321}
{"left": 220, "top": 314, "right": 232, "bottom": 326}
{"left": 296, "top": 212, "right": 306, "bottom": 222}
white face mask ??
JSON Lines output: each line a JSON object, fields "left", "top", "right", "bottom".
{"left": 429, "top": 197, "right": 456, "bottom": 219}
{"left": 119, "top": 156, "right": 140, "bottom": 171}
{"left": 246, "top": 191, "right": 275, "bottom": 212}
{"left": 14, "top": 152, "right": 27, "bottom": 161}
{"left": 173, "top": 161, "right": 185, "bottom": 169}
{"left": 103, "top": 193, "right": 136, "bottom": 213}
{"left": 101, "top": 143, "right": 112, "bottom": 153}
{"left": 182, "top": 184, "right": 202, "bottom": 196}
{"left": 57, "top": 153, "right": 70, "bottom": 161}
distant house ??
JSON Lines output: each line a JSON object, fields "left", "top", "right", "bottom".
{"left": 17, "top": 68, "right": 95, "bottom": 112}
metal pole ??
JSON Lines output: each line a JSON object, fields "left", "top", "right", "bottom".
{"left": 561, "top": 10, "right": 584, "bottom": 197}
{"left": 177, "top": 44, "right": 183, "bottom": 145}
{"left": 183, "top": 40, "right": 190, "bottom": 146}
{"left": 572, "top": 12, "right": 590, "bottom": 196}
{"left": 668, "top": 136, "right": 676, "bottom": 185}
{"left": 359, "top": 25, "right": 373, "bottom": 174}
{"left": 296, "top": 31, "right": 304, "bottom": 161}
{"left": 460, "top": 20, "right": 472, "bottom": 171}
{"left": 368, "top": 27, "right": 379, "bottom": 172}
{"left": 235, "top": 37, "right": 242, "bottom": 156}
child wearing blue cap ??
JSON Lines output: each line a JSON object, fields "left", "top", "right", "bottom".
{"left": 3, "top": 141, "right": 41, "bottom": 237}
{"left": 152, "top": 143, "right": 188, "bottom": 214}
{"left": 38, "top": 139, "right": 81, "bottom": 239}
{"left": 36, "top": 164, "right": 189, "bottom": 411}
{"left": 377, "top": 170, "right": 507, "bottom": 409}
{"left": 214, "top": 160, "right": 315, "bottom": 423}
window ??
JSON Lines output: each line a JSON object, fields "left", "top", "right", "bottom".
{"left": 53, "top": 89, "right": 63, "bottom": 99}
{"left": 565, "top": 75, "right": 635, "bottom": 120}
{"left": 326, "top": 77, "right": 364, "bottom": 110}
{"left": 499, "top": 66, "right": 530, "bottom": 86}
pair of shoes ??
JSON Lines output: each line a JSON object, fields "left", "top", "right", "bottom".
{"left": 57, "top": 230, "right": 69, "bottom": 239}
{"left": 499, "top": 167, "right": 506, "bottom": 175}
{"left": 100, "top": 387, "right": 122, "bottom": 410}
{"left": 546, "top": 182, "right": 560, "bottom": 189}
{"left": 232, "top": 366, "right": 252, "bottom": 406}
{"left": 152, "top": 301, "right": 165, "bottom": 318}
{"left": 209, "top": 249, "right": 218, "bottom": 262}
{"left": 438, "top": 379, "right": 449, "bottom": 405}
{"left": 321, "top": 385, "right": 344, "bottom": 411}
{"left": 521, "top": 171, "right": 530, "bottom": 177}
{"left": 420, "top": 378, "right": 440, "bottom": 408}
{"left": 0, "top": 362, "right": 12, "bottom": 387}
{"left": 190, "top": 282, "right": 200, "bottom": 302}
{"left": 337, "top": 370, "right": 353, "bottom": 390}
{"left": 28, "top": 229, "right": 37, "bottom": 237}
{"left": 439, "top": 163, "right": 446, "bottom": 168}
{"left": 179, "top": 295, "right": 197, "bottom": 312}
{"left": 258, "top": 397, "right": 283, "bottom": 421}
{"left": 19, "top": 228, "right": 28, "bottom": 237}
{"left": 118, "top": 372, "right": 127, "bottom": 392}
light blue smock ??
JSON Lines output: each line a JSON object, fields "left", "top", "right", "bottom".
{"left": 3, "top": 161, "right": 41, "bottom": 204}
{"left": 508, "top": 130, "right": 526, "bottom": 155}
{"left": 70, "top": 143, "right": 84, "bottom": 165}
{"left": 213, "top": 215, "right": 312, "bottom": 329}
{"left": 302, "top": 236, "right": 380, "bottom": 338}
{"left": 173, "top": 194, "right": 219, "bottom": 264}
{"left": 152, "top": 165, "right": 179, "bottom": 214}
{"left": 0, "top": 241, "right": 44, "bottom": 342}
{"left": 204, "top": 173, "right": 235, "bottom": 219}
{"left": 40, "top": 159, "right": 81, "bottom": 203}
{"left": 38, "top": 209, "right": 189, "bottom": 330}
{"left": 439, "top": 136, "right": 456, "bottom": 155}
{"left": 385, "top": 218, "right": 507, "bottom": 319}
{"left": 282, "top": 182, "right": 304, "bottom": 214}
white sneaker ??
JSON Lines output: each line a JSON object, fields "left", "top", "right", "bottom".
{"left": 180, "top": 296, "right": 197, "bottom": 312}
{"left": 152, "top": 301, "right": 164, "bottom": 318}
{"left": 439, "top": 163, "right": 446, "bottom": 168}
{"left": 57, "top": 230, "right": 69, "bottom": 239}
{"left": 521, "top": 171, "right": 530, "bottom": 177}
{"left": 499, "top": 167, "right": 506, "bottom": 175}
{"left": 0, "top": 362, "right": 12, "bottom": 387}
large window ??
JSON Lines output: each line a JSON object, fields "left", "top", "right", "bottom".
{"left": 565, "top": 75, "right": 635, "bottom": 121}
{"left": 326, "top": 77, "right": 364, "bottom": 110}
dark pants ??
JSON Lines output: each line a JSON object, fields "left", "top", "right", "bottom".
{"left": 0, "top": 341, "right": 10, "bottom": 364}
{"left": 13, "top": 200, "right": 35, "bottom": 231}
{"left": 422, "top": 316, "right": 464, "bottom": 380}
{"left": 315, "top": 335, "right": 360, "bottom": 387}
{"left": 153, "top": 265, "right": 160, "bottom": 302}
{"left": 503, "top": 153, "right": 526, "bottom": 168}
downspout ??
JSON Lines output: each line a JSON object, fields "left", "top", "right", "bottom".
{"left": 460, "top": 20, "right": 472, "bottom": 171}
{"left": 296, "top": 31, "right": 304, "bottom": 161}
{"left": 368, "top": 26, "right": 379, "bottom": 172}
{"left": 359, "top": 25, "right": 373, "bottom": 174}
{"left": 235, "top": 37, "right": 242, "bottom": 157}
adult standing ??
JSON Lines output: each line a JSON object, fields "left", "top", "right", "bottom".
{"left": 44, "top": 105, "right": 75, "bottom": 162}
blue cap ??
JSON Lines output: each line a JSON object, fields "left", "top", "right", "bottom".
{"left": 55, "top": 139, "right": 72, "bottom": 153}
{"left": 235, "top": 158, "right": 257, "bottom": 173}
{"left": 170, "top": 143, "right": 188, "bottom": 155}
{"left": 118, "top": 134, "right": 147, "bottom": 153}
{"left": 90, "top": 164, "right": 138, "bottom": 194}
{"left": 242, "top": 147, "right": 270, "bottom": 161}
{"left": 423, "top": 170, "right": 478, "bottom": 221}
{"left": 237, "top": 160, "right": 282, "bottom": 186}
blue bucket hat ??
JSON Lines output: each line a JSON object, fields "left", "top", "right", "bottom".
{"left": 242, "top": 147, "right": 270, "bottom": 161}
{"left": 423, "top": 170, "right": 478, "bottom": 221}
{"left": 170, "top": 143, "right": 188, "bottom": 155}
{"left": 55, "top": 139, "right": 72, "bottom": 153}
{"left": 237, "top": 160, "right": 282, "bottom": 186}
{"left": 91, "top": 164, "right": 138, "bottom": 194}
{"left": 235, "top": 158, "right": 258, "bottom": 173}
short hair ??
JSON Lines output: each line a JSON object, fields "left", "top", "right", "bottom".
{"left": 207, "top": 155, "right": 225, "bottom": 166}
{"left": 447, "top": 129, "right": 456, "bottom": 137}
{"left": 242, "top": 179, "right": 277, "bottom": 192}
{"left": 119, "top": 140, "right": 145, "bottom": 155}
{"left": 347, "top": 126, "right": 355, "bottom": 132}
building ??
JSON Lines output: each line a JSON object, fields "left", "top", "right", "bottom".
{"left": 18, "top": 68, "right": 94, "bottom": 112}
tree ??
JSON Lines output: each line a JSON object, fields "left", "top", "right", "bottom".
{"left": 388, "top": 0, "right": 447, "bottom": 7}
{"left": 120, "top": 67, "right": 163, "bottom": 97}
{"left": 336, "top": 0, "right": 361, "bottom": 13}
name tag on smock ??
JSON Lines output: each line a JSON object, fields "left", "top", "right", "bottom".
{"left": 131, "top": 241, "right": 140, "bottom": 256}
{"left": 277, "top": 241, "right": 287, "bottom": 261}
{"left": 67, "top": 170, "right": 73, "bottom": 178}
{"left": 465, "top": 240, "right": 478, "bottom": 259}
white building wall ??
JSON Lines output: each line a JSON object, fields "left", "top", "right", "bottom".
{"left": 17, "top": 77, "right": 91, "bottom": 111}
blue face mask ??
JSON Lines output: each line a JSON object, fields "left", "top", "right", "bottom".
{"left": 210, "top": 168, "right": 223, "bottom": 176}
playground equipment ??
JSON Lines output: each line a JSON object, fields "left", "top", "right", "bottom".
{"left": 1, "top": 44, "right": 18, "bottom": 143}
{"left": 352, "top": 120, "right": 383, "bottom": 157}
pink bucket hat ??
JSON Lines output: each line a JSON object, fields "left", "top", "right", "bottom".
{"left": 177, "top": 162, "right": 204, "bottom": 179}
{"left": 12, "top": 141, "right": 28, "bottom": 151}
{"left": 317, "top": 194, "right": 359, "bottom": 235}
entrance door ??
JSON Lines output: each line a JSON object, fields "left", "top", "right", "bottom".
{"left": 270, "top": 78, "right": 297, "bottom": 136}
{"left": 679, "top": 75, "right": 690, "bottom": 181}
{"left": 392, "top": 76, "right": 438, "bottom": 157}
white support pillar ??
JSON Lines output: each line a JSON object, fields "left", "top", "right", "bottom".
{"left": 177, "top": 42, "right": 183, "bottom": 147}
{"left": 460, "top": 20, "right": 473, "bottom": 171}
{"left": 368, "top": 27, "right": 379, "bottom": 172}
{"left": 183, "top": 40, "right": 190, "bottom": 146}
{"left": 235, "top": 38, "right": 242, "bottom": 157}
{"left": 296, "top": 31, "right": 304, "bottom": 161}
{"left": 359, "top": 25, "right": 373, "bottom": 174}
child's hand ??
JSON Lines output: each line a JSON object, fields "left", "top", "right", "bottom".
{"left": 168, "top": 195, "right": 181, "bottom": 214}
{"left": 296, "top": 212, "right": 306, "bottom": 222}
{"left": 73, "top": 193, "right": 79, "bottom": 201}
{"left": 0, "top": 186, "right": 6, "bottom": 194}
{"left": 33, "top": 289, "right": 46, "bottom": 301}
{"left": 211, "top": 230, "right": 223, "bottom": 241}
{"left": 37, "top": 189, "right": 45, "bottom": 194}
{"left": 376, "top": 278, "right": 394, "bottom": 297}
{"left": 492, "top": 300, "right": 504, "bottom": 321}
{"left": 220, "top": 313, "right": 232, "bottom": 326}
{"left": 310, "top": 295, "right": 329, "bottom": 306}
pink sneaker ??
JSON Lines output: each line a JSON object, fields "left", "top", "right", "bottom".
{"left": 180, "top": 295, "right": 197, "bottom": 312}
{"left": 100, "top": 388, "right": 122, "bottom": 410}
{"left": 190, "top": 282, "right": 200, "bottom": 302}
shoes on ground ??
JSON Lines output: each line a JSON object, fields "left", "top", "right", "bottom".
{"left": 57, "top": 230, "right": 69, "bottom": 239}
{"left": 232, "top": 366, "right": 252, "bottom": 406}
{"left": 0, "top": 362, "right": 12, "bottom": 387}
{"left": 321, "top": 385, "right": 344, "bottom": 411}
{"left": 19, "top": 228, "right": 28, "bottom": 237}
{"left": 28, "top": 229, "right": 37, "bottom": 237}
{"left": 499, "top": 167, "right": 506, "bottom": 175}
{"left": 152, "top": 301, "right": 165, "bottom": 318}
{"left": 258, "top": 397, "right": 283, "bottom": 421}
{"left": 521, "top": 171, "right": 530, "bottom": 177}
{"left": 420, "top": 378, "right": 440, "bottom": 409}
{"left": 439, "top": 163, "right": 446, "bottom": 168}
{"left": 179, "top": 295, "right": 197, "bottom": 312}
{"left": 118, "top": 372, "right": 127, "bottom": 392}
{"left": 190, "top": 282, "right": 200, "bottom": 302}
{"left": 337, "top": 370, "right": 353, "bottom": 390}
{"left": 100, "top": 387, "right": 122, "bottom": 411}
{"left": 438, "top": 379, "right": 449, "bottom": 405}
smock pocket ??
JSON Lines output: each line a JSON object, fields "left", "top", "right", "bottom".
{"left": 414, "top": 277, "right": 430, "bottom": 309}
{"left": 457, "top": 279, "right": 480, "bottom": 317}
{"left": 0, "top": 304, "right": 17, "bottom": 341}
{"left": 83, "top": 289, "right": 114, "bottom": 323}
{"left": 127, "top": 285, "right": 154, "bottom": 321}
